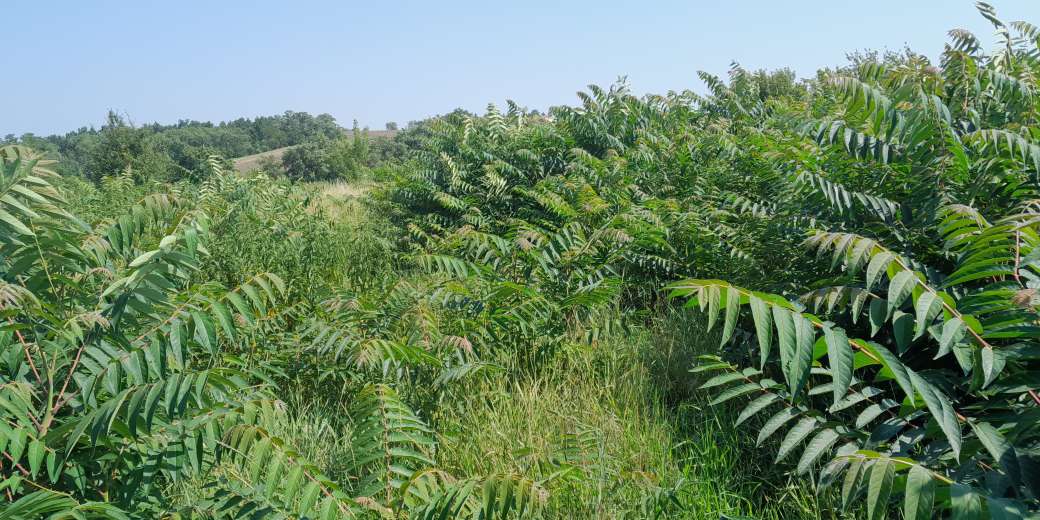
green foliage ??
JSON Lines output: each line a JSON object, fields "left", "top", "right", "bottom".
{"left": 198, "top": 170, "right": 357, "bottom": 304}
{"left": 665, "top": 5, "right": 1040, "bottom": 517}
{"left": 282, "top": 124, "right": 372, "bottom": 182}
{"left": 0, "top": 145, "right": 289, "bottom": 514}
{"left": 349, "top": 384, "right": 435, "bottom": 502}
{"left": 7, "top": 110, "right": 343, "bottom": 181}
{"left": 0, "top": 149, "right": 556, "bottom": 518}
{"left": 10, "top": 4, "right": 1040, "bottom": 518}
{"left": 382, "top": 4, "right": 1040, "bottom": 516}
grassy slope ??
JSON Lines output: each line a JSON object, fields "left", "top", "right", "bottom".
{"left": 231, "top": 129, "right": 398, "bottom": 173}
{"left": 232, "top": 145, "right": 294, "bottom": 173}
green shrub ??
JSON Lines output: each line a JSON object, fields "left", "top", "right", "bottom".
{"left": 667, "top": 5, "right": 1040, "bottom": 517}
{"left": 282, "top": 123, "right": 372, "bottom": 182}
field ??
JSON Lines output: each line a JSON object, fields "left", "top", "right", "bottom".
{"left": 1, "top": 4, "right": 1039, "bottom": 519}
{"left": 232, "top": 145, "right": 294, "bottom": 173}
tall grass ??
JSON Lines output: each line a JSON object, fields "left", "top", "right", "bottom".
{"left": 417, "top": 306, "right": 831, "bottom": 518}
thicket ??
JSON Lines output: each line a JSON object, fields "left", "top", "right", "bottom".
{"left": 2, "top": 3, "right": 1039, "bottom": 519}
{"left": 282, "top": 123, "right": 375, "bottom": 182}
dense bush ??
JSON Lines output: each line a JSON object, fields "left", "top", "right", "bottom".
{"left": 282, "top": 125, "right": 372, "bottom": 182}
{"left": 381, "top": 4, "right": 1040, "bottom": 517}
{"left": 665, "top": 6, "right": 1040, "bottom": 515}
{"left": 0, "top": 149, "right": 549, "bottom": 518}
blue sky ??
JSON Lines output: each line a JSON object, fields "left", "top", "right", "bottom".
{"left": 8, "top": 1, "right": 1040, "bottom": 136}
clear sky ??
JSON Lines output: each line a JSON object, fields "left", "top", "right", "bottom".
{"left": 8, "top": 1, "right": 1040, "bottom": 136}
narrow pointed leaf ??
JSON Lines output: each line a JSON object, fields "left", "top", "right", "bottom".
{"left": 750, "top": 295, "right": 773, "bottom": 368}
{"left": 867, "top": 459, "right": 894, "bottom": 520}
{"left": 796, "top": 428, "right": 840, "bottom": 475}
{"left": 903, "top": 465, "right": 935, "bottom": 520}
{"left": 824, "top": 325, "right": 853, "bottom": 403}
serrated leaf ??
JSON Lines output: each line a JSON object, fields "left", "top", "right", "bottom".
{"left": 299, "top": 481, "right": 322, "bottom": 514}
{"left": 9, "top": 428, "right": 26, "bottom": 464}
{"left": 128, "top": 249, "right": 160, "bottom": 268}
{"left": 908, "top": 370, "right": 962, "bottom": 458}
{"left": 855, "top": 401, "right": 897, "bottom": 428}
{"left": 892, "top": 311, "right": 914, "bottom": 353}
{"left": 705, "top": 285, "right": 720, "bottom": 332}
{"left": 0, "top": 206, "right": 36, "bottom": 235}
{"left": 819, "top": 457, "right": 850, "bottom": 491}
{"left": 869, "top": 298, "right": 887, "bottom": 336}
{"left": 690, "top": 362, "right": 732, "bottom": 373}
{"left": 867, "top": 344, "right": 916, "bottom": 406}
{"left": 980, "top": 347, "right": 1005, "bottom": 388}
{"left": 27, "top": 439, "right": 45, "bottom": 479}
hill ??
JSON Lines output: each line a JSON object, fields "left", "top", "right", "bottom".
{"left": 232, "top": 129, "right": 398, "bottom": 173}
{"left": 232, "top": 145, "right": 293, "bottom": 172}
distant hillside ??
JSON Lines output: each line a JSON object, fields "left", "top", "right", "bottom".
{"left": 232, "top": 129, "right": 397, "bottom": 173}
{"left": 5, "top": 110, "right": 346, "bottom": 179}
{"left": 232, "top": 146, "right": 294, "bottom": 173}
